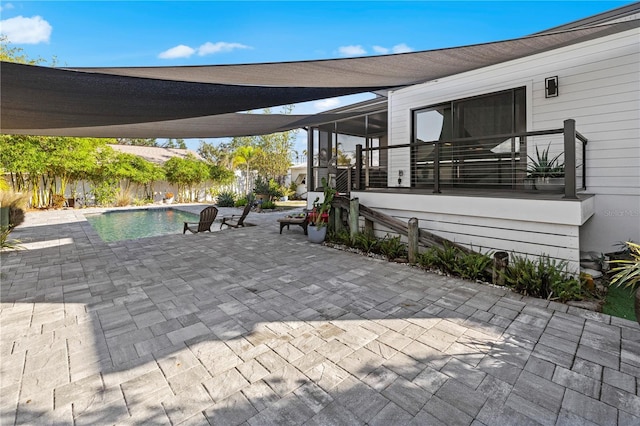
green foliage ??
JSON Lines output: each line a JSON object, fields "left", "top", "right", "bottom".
{"left": 261, "top": 200, "right": 277, "bottom": 210}
{"left": 91, "top": 180, "right": 119, "bottom": 206}
{"left": 609, "top": 242, "right": 640, "bottom": 291}
{"left": 527, "top": 142, "right": 565, "bottom": 178}
{"left": 501, "top": 254, "right": 582, "bottom": 301}
{"left": 208, "top": 164, "right": 235, "bottom": 186}
{"left": 234, "top": 198, "right": 248, "bottom": 207}
{"left": 216, "top": 191, "right": 236, "bottom": 207}
{"left": 454, "top": 250, "right": 493, "bottom": 281}
{"left": 0, "top": 176, "right": 9, "bottom": 192}
{"left": 253, "top": 176, "right": 284, "bottom": 200}
{"left": 0, "top": 226, "right": 22, "bottom": 251}
{"left": 353, "top": 230, "right": 380, "bottom": 254}
{"left": 417, "top": 247, "right": 440, "bottom": 270}
{"left": 1, "top": 35, "right": 47, "bottom": 65}
{"left": 163, "top": 154, "right": 210, "bottom": 202}
{"left": 434, "top": 243, "right": 461, "bottom": 275}
{"left": 328, "top": 229, "right": 352, "bottom": 246}
{"left": 310, "top": 177, "right": 336, "bottom": 228}
{"left": 379, "top": 235, "right": 407, "bottom": 260}
{"left": 133, "top": 198, "right": 153, "bottom": 206}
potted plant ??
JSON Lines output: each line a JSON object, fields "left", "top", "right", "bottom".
{"left": 307, "top": 177, "right": 336, "bottom": 244}
{"left": 609, "top": 241, "right": 640, "bottom": 324}
{"left": 527, "top": 143, "right": 565, "bottom": 192}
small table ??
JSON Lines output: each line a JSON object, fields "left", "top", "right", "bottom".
{"left": 277, "top": 214, "right": 308, "bottom": 235}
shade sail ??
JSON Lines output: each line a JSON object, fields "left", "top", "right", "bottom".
{"left": 1, "top": 19, "right": 637, "bottom": 137}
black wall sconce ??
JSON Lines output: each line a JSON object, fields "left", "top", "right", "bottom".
{"left": 545, "top": 76, "right": 559, "bottom": 98}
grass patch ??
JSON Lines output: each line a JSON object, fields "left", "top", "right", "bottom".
{"left": 602, "top": 285, "right": 636, "bottom": 321}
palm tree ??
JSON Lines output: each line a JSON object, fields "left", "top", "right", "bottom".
{"left": 233, "top": 146, "right": 258, "bottom": 195}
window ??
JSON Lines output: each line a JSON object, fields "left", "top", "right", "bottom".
{"left": 412, "top": 87, "right": 526, "bottom": 189}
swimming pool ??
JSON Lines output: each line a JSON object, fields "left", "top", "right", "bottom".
{"left": 85, "top": 208, "right": 202, "bottom": 242}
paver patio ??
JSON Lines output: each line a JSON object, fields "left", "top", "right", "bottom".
{"left": 1, "top": 206, "right": 639, "bottom": 425}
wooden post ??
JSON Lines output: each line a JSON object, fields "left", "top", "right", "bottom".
{"left": 563, "top": 119, "right": 578, "bottom": 199}
{"left": 349, "top": 197, "right": 359, "bottom": 241}
{"left": 408, "top": 218, "right": 419, "bottom": 264}
{"left": 492, "top": 251, "right": 509, "bottom": 285}
{"left": 364, "top": 219, "right": 374, "bottom": 235}
{"left": 334, "top": 206, "right": 344, "bottom": 234}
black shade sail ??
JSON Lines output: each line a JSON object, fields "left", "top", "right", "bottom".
{"left": 1, "top": 19, "right": 637, "bottom": 138}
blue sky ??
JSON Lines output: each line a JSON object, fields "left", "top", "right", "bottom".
{"left": 1, "top": 0, "right": 634, "bottom": 153}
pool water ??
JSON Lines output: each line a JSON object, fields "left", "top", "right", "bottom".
{"left": 85, "top": 208, "right": 202, "bottom": 242}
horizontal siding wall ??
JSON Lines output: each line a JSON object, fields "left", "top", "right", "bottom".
{"left": 353, "top": 191, "right": 587, "bottom": 273}
{"left": 388, "top": 27, "right": 640, "bottom": 254}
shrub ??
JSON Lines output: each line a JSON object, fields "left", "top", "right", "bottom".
{"left": 434, "top": 243, "right": 461, "bottom": 275}
{"left": 328, "top": 229, "right": 352, "bottom": 246}
{"left": 217, "top": 191, "right": 236, "bottom": 207}
{"left": 253, "top": 176, "right": 284, "bottom": 200}
{"left": 609, "top": 242, "right": 640, "bottom": 291}
{"left": 380, "top": 235, "right": 407, "bottom": 260}
{"left": 501, "top": 254, "right": 582, "bottom": 301}
{"left": 353, "top": 230, "right": 380, "bottom": 254}
{"left": 51, "top": 194, "right": 66, "bottom": 209}
{"left": 234, "top": 197, "right": 248, "bottom": 207}
{"left": 454, "top": 250, "right": 493, "bottom": 281}
{"left": 91, "top": 181, "right": 119, "bottom": 206}
{"left": 417, "top": 247, "right": 440, "bottom": 270}
{"left": 261, "top": 200, "right": 277, "bottom": 210}
{"left": 115, "top": 193, "right": 132, "bottom": 207}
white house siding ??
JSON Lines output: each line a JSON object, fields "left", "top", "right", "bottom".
{"left": 352, "top": 191, "right": 593, "bottom": 272}
{"left": 387, "top": 26, "right": 640, "bottom": 257}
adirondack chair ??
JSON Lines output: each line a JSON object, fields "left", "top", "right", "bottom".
{"left": 220, "top": 202, "right": 252, "bottom": 229}
{"left": 183, "top": 206, "right": 218, "bottom": 234}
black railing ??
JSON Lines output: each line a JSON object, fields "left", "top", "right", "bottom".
{"left": 354, "top": 119, "right": 587, "bottom": 199}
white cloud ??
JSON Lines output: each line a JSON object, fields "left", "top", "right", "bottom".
{"left": 391, "top": 43, "right": 413, "bottom": 53}
{"left": 338, "top": 45, "right": 366, "bottom": 57}
{"left": 0, "top": 3, "right": 15, "bottom": 12}
{"left": 0, "top": 15, "right": 52, "bottom": 44}
{"left": 313, "top": 98, "right": 341, "bottom": 111}
{"left": 372, "top": 43, "right": 414, "bottom": 55}
{"left": 197, "top": 41, "right": 250, "bottom": 56}
{"left": 372, "top": 46, "right": 389, "bottom": 54}
{"left": 158, "top": 44, "right": 196, "bottom": 59}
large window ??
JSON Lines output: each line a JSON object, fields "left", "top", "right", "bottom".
{"left": 412, "top": 87, "right": 526, "bottom": 189}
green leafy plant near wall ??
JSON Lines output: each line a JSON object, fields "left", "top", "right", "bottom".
{"left": 500, "top": 254, "right": 583, "bottom": 302}
{"left": 352, "top": 231, "right": 380, "bottom": 254}
{"left": 327, "top": 228, "right": 584, "bottom": 303}
{"left": 379, "top": 235, "right": 407, "bottom": 260}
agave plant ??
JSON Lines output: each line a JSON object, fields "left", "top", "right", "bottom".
{"left": 527, "top": 142, "right": 565, "bottom": 178}
{"left": 610, "top": 242, "right": 640, "bottom": 289}
{"left": 609, "top": 241, "right": 640, "bottom": 324}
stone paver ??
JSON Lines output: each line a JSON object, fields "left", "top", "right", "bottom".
{"left": 1, "top": 205, "right": 639, "bottom": 425}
